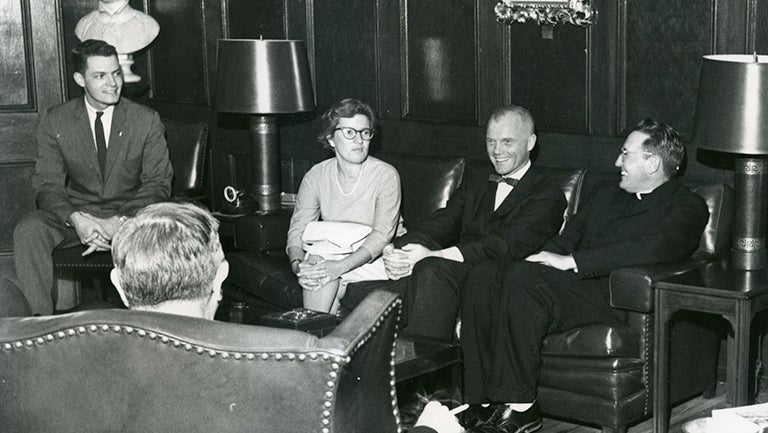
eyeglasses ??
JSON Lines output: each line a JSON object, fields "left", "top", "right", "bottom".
{"left": 335, "top": 127, "right": 374, "bottom": 141}
{"left": 619, "top": 148, "right": 655, "bottom": 159}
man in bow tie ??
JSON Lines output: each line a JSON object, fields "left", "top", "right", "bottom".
{"left": 460, "top": 119, "right": 709, "bottom": 433}
{"left": 361, "top": 105, "right": 567, "bottom": 340}
{"left": 12, "top": 39, "right": 172, "bottom": 315}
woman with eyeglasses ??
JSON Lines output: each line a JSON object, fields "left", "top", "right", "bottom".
{"left": 286, "top": 98, "right": 404, "bottom": 314}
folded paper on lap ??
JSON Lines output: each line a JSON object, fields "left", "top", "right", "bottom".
{"left": 302, "top": 221, "right": 372, "bottom": 256}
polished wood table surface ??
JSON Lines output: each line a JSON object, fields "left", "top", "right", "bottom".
{"left": 653, "top": 258, "right": 768, "bottom": 433}
{"left": 215, "top": 303, "right": 463, "bottom": 384}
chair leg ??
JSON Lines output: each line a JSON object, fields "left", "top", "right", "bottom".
{"left": 702, "top": 330, "right": 721, "bottom": 399}
{"left": 54, "top": 273, "right": 82, "bottom": 312}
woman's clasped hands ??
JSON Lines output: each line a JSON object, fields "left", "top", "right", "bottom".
{"left": 297, "top": 254, "right": 346, "bottom": 291}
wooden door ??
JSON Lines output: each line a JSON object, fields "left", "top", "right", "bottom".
{"left": 0, "top": 0, "right": 65, "bottom": 278}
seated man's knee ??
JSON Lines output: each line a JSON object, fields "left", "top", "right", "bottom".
{"left": 13, "top": 211, "right": 62, "bottom": 250}
{"left": 499, "top": 261, "right": 547, "bottom": 298}
{"left": 13, "top": 213, "right": 45, "bottom": 244}
{"left": 411, "top": 256, "right": 449, "bottom": 278}
{"left": 463, "top": 260, "right": 502, "bottom": 296}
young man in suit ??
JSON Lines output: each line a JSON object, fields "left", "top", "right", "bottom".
{"left": 13, "top": 39, "right": 173, "bottom": 315}
{"left": 379, "top": 105, "right": 567, "bottom": 340}
{"left": 461, "top": 119, "right": 709, "bottom": 433}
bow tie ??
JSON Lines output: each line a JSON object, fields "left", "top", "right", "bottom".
{"left": 489, "top": 174, "right": 519, "bottom": 187}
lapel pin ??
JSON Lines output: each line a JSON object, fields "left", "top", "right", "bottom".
{"left": 118, "top": 131, "right": 124, "bottom": 137}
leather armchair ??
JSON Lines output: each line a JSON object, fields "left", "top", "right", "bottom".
{"left": 537, "top": 181, "right": 733, "bottom": 433}
{"left": 164, "top": 118, "right": 209, "bottom": 202}
{"left": 0, "top": 291, "right": 402, "bottom": 433}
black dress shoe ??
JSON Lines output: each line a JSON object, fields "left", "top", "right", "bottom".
{"left": 461, "top": 404, "right": 500, "bottom": 428}
{"left": 493, "top": 402, "right": 542, "bottom": 433}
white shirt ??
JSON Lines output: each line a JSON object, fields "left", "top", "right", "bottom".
{"left": 440, "top": 159, "right": 532, "bottom": 262}
{"left": 494, "top": 159, "right": 532, "bottom": 210}
{"left": 84, "top": 98, "right": 114, "bottom": 149}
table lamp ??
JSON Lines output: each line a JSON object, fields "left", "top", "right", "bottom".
{"left": 693, "top": 54, "right": 768, "bottom": 270}
{"left": 214, "top": 39, "right": 315, "bottom": 212}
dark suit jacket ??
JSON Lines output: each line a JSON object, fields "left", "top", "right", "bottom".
{"left": 33, "top": 97, "right": 173, "bottom": 223}
{"left": 543, "top": 178, "right": 709, "bottom": 279}
{"left": 394, "top": 165, "right": 567, "bottom": 265}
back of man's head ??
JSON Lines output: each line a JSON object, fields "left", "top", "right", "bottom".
{"left": 111, "top": 202, "right": 225, "bottom": 312}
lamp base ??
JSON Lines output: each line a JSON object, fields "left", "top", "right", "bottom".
{"left": 249, "top": 115, "right": 281, "bottom": 212}
{"left": 730, "top": 156, "right": 768, "bottom": 271}
{"left": 730, "top": 249, "right": 768, "bottom": 271}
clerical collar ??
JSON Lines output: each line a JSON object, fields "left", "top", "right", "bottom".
{"left": 99, "top": 0, "right": 130, "bottom": 15}
{"left": 634, "top": 187, "right": 658, "bottom": 200}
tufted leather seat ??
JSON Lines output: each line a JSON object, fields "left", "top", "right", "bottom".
{"left": 0, "top": 291, "right": 401, "bottom": 433}
{"left": 224, "top": 153, "right": 730, "bottom": 433}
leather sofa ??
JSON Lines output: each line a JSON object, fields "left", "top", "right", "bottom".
{"left": 224, "top": 153, "right": 732, "bottom": 433}
{"left": 0, "top": 291, "right": 402, "bottom": 433}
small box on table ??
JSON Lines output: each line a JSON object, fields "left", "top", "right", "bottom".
{"left": 261, "top": 308, "right": 338, "bottom": 337}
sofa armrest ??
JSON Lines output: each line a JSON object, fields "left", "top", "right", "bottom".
{"left": 609, "top": 256, "right": 716, "bottom": 313}
{"left": 233, "top": 208, "right": 292, "bottom": 252}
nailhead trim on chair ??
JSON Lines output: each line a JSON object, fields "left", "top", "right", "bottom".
{"left": 392, "top": 310, "right": 403, "bottom": 433}
{"left": 55, "top": 263, "right": 113, "bottom": 269}
{"left": 641, "top": 313, "right": 651, "bottom": 415}
{"left": 1, "top": 297, "right": 403, "bottom": 433}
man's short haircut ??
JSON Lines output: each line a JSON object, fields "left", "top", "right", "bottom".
{"left": 111, "top": 202, "right": 224, "bottom": 307}
{"left": 488, "top": 105, "right": 535, "bottom": 136}
{"left": 633, "top": 118, "right": 684, "bottom": 178}
{"left": 317, "top": 98, "right": 378, "bottom": 149}
{"left": 72, "top": 39, "right": 118, "bottom": 74}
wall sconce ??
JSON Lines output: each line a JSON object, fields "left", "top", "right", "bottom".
{"left": 494, "top": 0, "right": 595, "bottom": 27}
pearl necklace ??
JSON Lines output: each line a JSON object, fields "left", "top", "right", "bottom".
{"left": 335, "top": 161, "right": 364, "bottom": 197}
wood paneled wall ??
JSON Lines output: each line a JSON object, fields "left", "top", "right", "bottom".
{"left": 0, "top": 0, "right": 65, "bottom": 276}
{"left": 4, "top": 0, "right": 768, "bottom": 274}
{"left": 263, "top": 0, "right": 767, "bottom": 188}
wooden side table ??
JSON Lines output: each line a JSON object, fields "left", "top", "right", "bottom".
{"left": 653, "top": 258, "right": 768, "bottom": 433}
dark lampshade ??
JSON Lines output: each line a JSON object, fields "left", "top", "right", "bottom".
{"left": 214, "top": 39, "right": 314, "bottom": 114}
{"left": 694, "top": 54, "right": 768, "bottom": 154}
{"left": 693, "top": 54, "right": 768, "bottom": 270}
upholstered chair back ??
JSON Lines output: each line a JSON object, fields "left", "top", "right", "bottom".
{"left": 0, "top": 291, "right": 401, "bottom": 433}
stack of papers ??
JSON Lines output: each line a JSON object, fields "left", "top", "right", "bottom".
{"left": 711, "top": 402, "right": 768, "bottom": 433}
